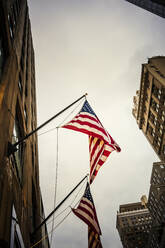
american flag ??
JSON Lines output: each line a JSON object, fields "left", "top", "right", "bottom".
{"left": 62, "top": 100, "right": 121, "bottom": 183}
{"left": 72, "top": 183, "right": 101, "bottom": 235}
{"left": 88, "top": 227, "right": 103, "bottom": 248}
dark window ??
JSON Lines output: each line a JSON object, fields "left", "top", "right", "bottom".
{"left": 8, "top": 14, "right": 14, "bottom": 40}
{"left": 18, "top": 75, "right": 23, "bottom": 95}
{"left": 14, "top": 232, "right": 21, "bottom": 248}
{"left": 152, "top": 83, "right": 159, "bottom": 98}
{"left": 0, "top": 38, "right": 4, "bottom": 79}
{"left": 32, "top": 182, "right": 37, "bottom": 231}
{"left": 24, "top": 105, "right": 27, "bottom": 125}
{"left": 151, "top": 98, "right": 157, "bottom": 111}
{"left": 12, "top": 107, "right": 24, "bottom": 183}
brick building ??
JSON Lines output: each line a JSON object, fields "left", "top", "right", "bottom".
{"left": 0, "top": 0, "right": 49, "bottom": 247}
{"left": 133, "top": 56, "right": 165, "bottom": 162}
{"left": 116, "top": 197, "right": 152, "bottom": 248}
{"left": 147, "top": 162, "right": 165, "bottom": 248}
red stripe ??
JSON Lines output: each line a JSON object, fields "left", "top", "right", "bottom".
{"left": 90, "top": 138, "right": 103, "bottom": 163}
{"left": 77, "top": 113, "right": 101, "bottom": 124}
{"left": 90, "top": 143, "right": 104, "bottom": 176}
{"left": 103, "top": 149, "right": 111, "bottom": 156}
{"left": 63, "top": 125, "right": 109, "bottom": 142}
{"left": 89, "top": 136, "right": 93, "bottom": 152}
{"left": 80, "top": 199, "right": 93, "bottom": 209}
{"left": 69, "top": 120, "right": 107, "bottom": 138}
{"left": 76, "top": 205, "right": 94, "bottom": 219}
{"left": 73, "top": 211, "right": 100, "bottom": 234}
{"left": 88, "top": 228, "right": 96, "bottom": 248}
{"left": 109, "top": 144, "right": 117, "bottom": 150}
{"left": 64, "top": 119, "right": 108, "bottom": 138}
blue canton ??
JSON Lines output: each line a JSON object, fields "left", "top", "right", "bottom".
{"left": 80, "top": 100, "right": 97, "bottom": 117}
{"left": 84, "top": 183, "right": 94, "bottom": 204}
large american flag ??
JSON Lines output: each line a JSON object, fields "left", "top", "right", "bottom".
{"left": 62, "top": 100, "right": 121, "bottom": 183}
{"left": 72, "top": 183, "right": 101, "bottom": 235}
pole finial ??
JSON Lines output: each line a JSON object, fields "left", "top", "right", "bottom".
{"left": 85, "top": 93, "right": 88, "bottom": 96}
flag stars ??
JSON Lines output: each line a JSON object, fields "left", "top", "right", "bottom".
{"left": 81, "top": 100, "right": 96, "bottom": 116}
{"left": 84, "top": 186, "right": 94, "bottom": 203}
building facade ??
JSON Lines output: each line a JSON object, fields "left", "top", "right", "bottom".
{"left": 133, "top": 56, "right": 165, "bottom": 162}
{"left": 125, "top": 0, "right": 165, "bottom": 18}
{"left": 116, "top": 198, "right": 152, "bottom": 248}
{"left": 147, "top": 162, "right": 165, "bottom": 248}
{"left": 0, "top": 0, "right": 49, "bottom": 247}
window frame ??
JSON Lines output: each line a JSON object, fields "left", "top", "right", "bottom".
{"left": 10, "top": 206, "right": 25, "bottom": 248}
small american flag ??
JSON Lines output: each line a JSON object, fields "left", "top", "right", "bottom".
{"left": 62, "top": 100, "right": 121, "bottom": 183}
{"left": 72, "top": 183, "right": 101, "bottom": 235}
{"left": 88, "top": 227, "right": 103, "bottom": 248}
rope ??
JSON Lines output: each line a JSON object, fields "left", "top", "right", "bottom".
{"left": 30, "top": 209, "right": 72, "bottom": 248}
{"left": 56, "top": 98, "right": 84, "bottom": 128}
{"left": 30, "top": 98, "right": 86, "bottom": 248}
{"left": 50, "top": 128, "right": 59, "bottom": 247}
{"left": 38, "top": 98, "right": 84, "bottom": 137}
{"left": 30, "top": 178, "right": 87, "bottom": 248}
{"left": 38, "top": 127, "right": 57, "bottom": 137}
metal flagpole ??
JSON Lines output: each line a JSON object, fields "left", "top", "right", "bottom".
{"left": 31, "top": 174, "right": 88, "bottom": 238}
{"left": 8, "top": 93, "right": 87, "bottom": 156}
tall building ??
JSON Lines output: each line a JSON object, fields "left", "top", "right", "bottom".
{"left": 147, "top": 162, "right": 165, "bottom": 248}
{"left": 133, "top": 56, "right": 165, "bottom": 162}
{"left": 125, "top": 0, "right": 165, "bottom": 18}
{"left": 0, "top": 0, "right": 49, "bottom": 247}
{"left": 116, "top": 197, "right": 152, "bottom": 248}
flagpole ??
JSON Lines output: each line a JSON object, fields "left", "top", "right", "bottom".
{"left": 31, "top": 174, "right": 88, "bottom": 238}
{"left": 8, "top": 93, "right": 87, "bottom": 156}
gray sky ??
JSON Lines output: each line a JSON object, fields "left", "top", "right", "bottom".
{"left": 27, "top": 1, "right": 165, "bottom": 247}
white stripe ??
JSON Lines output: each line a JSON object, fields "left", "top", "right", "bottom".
{"left": 99, "top": 155, "right": 107, "bottom": 162}
{"left": 67, "top": 122, "right": 110, "bottom": 144}
{"left": 80, "top": 202, "right": 94, "bottom": 217}
{"left": 74, "top": 209, "right": 100, "bottom": 234}
{"left": 96, "top": 164, "right": 101, "bottom": 171}
{"left": 81, "top": 197, "right": 93, "bottom": 207}
{"left": 71, "top": 112, "right": 108, "bottom": 139}
{"left": 73, "top": 114, "right": 100, "bottom": 128}
{"left": 90, "top": 142, "right": 104, "bottom": 168}
{"left": 90, "top": 149, "right": 105, "bottom": 176}
{"left": 105, "top": 144, "right": 114, "bottom": 152}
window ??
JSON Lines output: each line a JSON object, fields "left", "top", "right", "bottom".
{"left": 151, "top": 98, "right": 156, "bottom": 111}
{"left": 25, "top": 83, "right": 28, "bottom": 97}
{"left": 31, "top": 182, "right": 37, "bottom": 232}
{"left": 10, "top": 206, "right": 25, "bottom": 248}
{"left": 24, "top": 105, "right": 27, "bottom": 125}
{"left": 152, "top": 84, "right": 159, "bottom": 98}
{"left": 145, "top": 93, "right": 148, "bottom": 102}
{"left": 0, "top": 37, "right": 4, "bottom": 79}
{"left": 18, "top": 75, "right": 23, "bottom": 95}
{"left": 14, "top": 233, "right": 21, "bottom": 248}
{"left": 148, "top": 123, "right": 153, "bottom": 135}
{"left": 8, "top": 14, "right": 14, "bottom": 40}
{"left": 12, "top": 107, "right": 24, "bottom": 183}
{"left": 141, "top": 117, "right": 145, "bottom": 126}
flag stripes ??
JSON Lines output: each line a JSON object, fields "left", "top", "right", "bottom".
{"left": 62, "top": 100, "right": 121, "bottom": 184}
{"left": 88, "top": 227, "right": 103, "bottom": 248}
{"left": 72, "top": 183, "right": 101, "bottom": 235}
{"left": 63, "top": 112, "right": 111, "bottom": 144}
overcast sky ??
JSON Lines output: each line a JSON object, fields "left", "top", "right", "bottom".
{"left": 27, "top": 1, "right": 165, "bottom": 247}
